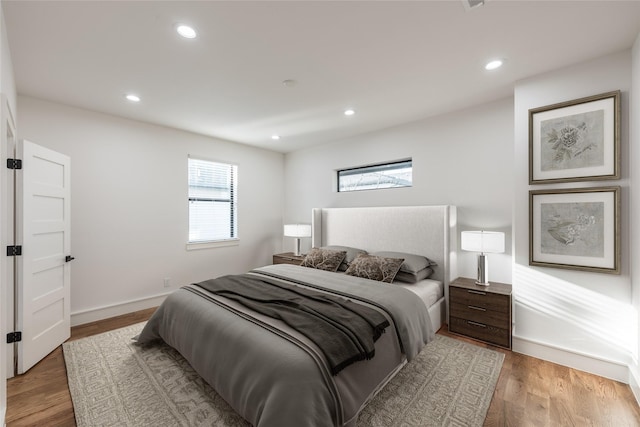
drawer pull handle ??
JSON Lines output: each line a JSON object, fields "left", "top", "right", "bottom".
{"left": 468, "top": 290, "right": 487, "bottom": 295}
{"left": 468, "top": 305, "right": 486, "bottom": 312}
{"left": 467, "top": 321, "right": 487, "bottom": 328}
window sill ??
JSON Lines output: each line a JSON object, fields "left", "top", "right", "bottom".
{"left": 186, "top": 239, "right": 239, "bottom": 251}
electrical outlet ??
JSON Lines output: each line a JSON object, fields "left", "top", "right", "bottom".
{"left": 163, "top": 277, "right": 171, "bottom": 288}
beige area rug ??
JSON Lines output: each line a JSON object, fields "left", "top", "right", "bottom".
{"left": 63, "top": 323, "right": 504, "bottom": 427}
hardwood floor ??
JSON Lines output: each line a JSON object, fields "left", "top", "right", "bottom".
{"left": 6, "top": 309, "right": 640, "bottom": 426}
{"left": 438, "top": 328, "right": 640, "bottom": 427}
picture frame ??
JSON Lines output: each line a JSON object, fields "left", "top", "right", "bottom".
{"left": 529, "top": 186, "right": 620, "bottom": 274}
{"left": 529, "top": 90, "right": 620, "bottom": 184}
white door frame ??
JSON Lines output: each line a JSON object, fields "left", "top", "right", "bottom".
{"left": 0, "top": 94, "right": 17, "bottom": 423}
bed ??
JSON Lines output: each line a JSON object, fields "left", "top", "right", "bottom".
{"left": 137, "top": 205, "right": 457, "bottom": 427}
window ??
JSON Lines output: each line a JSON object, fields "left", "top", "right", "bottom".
{"left": 188, "top": 157, "right": 237, "bottom": 243}
{"left": 337, "top": 159, "right": 412, "bottom": 192}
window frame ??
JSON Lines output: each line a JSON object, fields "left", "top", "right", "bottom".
{"left": 186, "top": 156, "right": 239, "bottom": 250}
{"left": 336, "top": 158, "right": 413, "bottom": 193}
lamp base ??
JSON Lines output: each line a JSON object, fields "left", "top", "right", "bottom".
{"left": 294, "top": 238, "right": 301, "bottom": 256}
{"left": 476, "top": 253, "right": 490, "bottom": 286}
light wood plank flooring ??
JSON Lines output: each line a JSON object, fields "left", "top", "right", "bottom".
{"left": 6, "top": 308, "right": 640, "bottom": 426}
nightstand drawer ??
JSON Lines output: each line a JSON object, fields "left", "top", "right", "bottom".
{"left": 449, "top": 287, "right": 510, "bottom": 313}
{"left": 449, "top": 317, "right": 510, "bottom": 348}
{"left": 450, "top": 302, "right": 509, "bottom": 329}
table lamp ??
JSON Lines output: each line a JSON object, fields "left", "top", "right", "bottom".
{"left": 461, "top": 230, "right": 505, "bottom": 285}
{"left": 283, "top": 224, "right": 312, "bottom": 256}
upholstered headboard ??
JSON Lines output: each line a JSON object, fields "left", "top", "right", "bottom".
{"left": 311, "top": 205, "right": 457, "bottom": 286}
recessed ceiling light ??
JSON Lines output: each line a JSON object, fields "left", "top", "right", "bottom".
{"left": 176, "top": 24, "right": 197, "bottom": 39}
{"left": 125, "top": 94, "right": 141, "bottom": 102}
{"left": 344, "top": 109, "right": 355, "bottom": 116}
{"left": 271, "top": 135, "right": 281, "bottom": 140}
{"left": 485, "top": 59, "right": 503, "bottom": 70}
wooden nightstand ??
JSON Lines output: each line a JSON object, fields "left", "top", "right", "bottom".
{"left": 448, "top": 277, "right": 512, "bottom": 349}
{"left": 272, "top": 252, "right": 305, "bottom": 266}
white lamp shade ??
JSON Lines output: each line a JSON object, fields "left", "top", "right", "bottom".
{"left": 461, "top": 231, "right": 505, "bottom": 254}
{"left": 283, "top": 224, "right": 312, "bottom": 238}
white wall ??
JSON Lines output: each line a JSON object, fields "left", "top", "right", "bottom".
{"left": 630, "top": 35, "right": 640, "bottom": 398}
{"left": 17, "top": 96, "right": 284, "bottom": 324}
{"left": 0, "top": 0, "right": 14, "bottom": 115}
{"left": 284, "top": 97, "right": 514, "bottom": 284}
{"left": 513, "top": 50, "right": 633, "bottom": 381}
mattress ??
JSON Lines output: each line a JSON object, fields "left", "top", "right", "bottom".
{"left": 395, "top": 278, "right": 444, "bottom": 309}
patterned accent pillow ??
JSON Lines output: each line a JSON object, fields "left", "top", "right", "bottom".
{"left": 321, "top": 245, "right": 368, "bottom": 271}
{"left": 345, "top": 254, "right": 405, "bottom": 283}
{"left": 300, "top": 248, "right": 347, "bottom": 272}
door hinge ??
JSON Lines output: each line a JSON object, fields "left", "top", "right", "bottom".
{"left": 6, "top": 331, "right": 22, "bottom": 344}
{"left": 6, "top": 158, "right": 22, "bottom": 169}
{"left": 6, "top": 245, "right": 22, "bottom": 256}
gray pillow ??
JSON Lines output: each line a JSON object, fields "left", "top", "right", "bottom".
{"left": 393, "top": 267, "right": 434, "bottom": 284}
{"left": 345, "top": 254, "right": 404, "bottom": 283}
{"left": 300, "top": 247, "right": 347, "bottom": 272}
{"left": 321, "top": 245, "right": 367, "bottom": 271}
{"left": 370, "top": 251, "right": 437, "bottom": 274}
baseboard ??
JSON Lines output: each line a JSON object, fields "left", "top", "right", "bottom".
{"left": 70, "top": 292, "right": 170, "bottom": 326}
{"left": 512, "top": 334, "right": 629, "bottom": 383}
{"left": 629, "top": 361, "right": 640, "bottom": 406}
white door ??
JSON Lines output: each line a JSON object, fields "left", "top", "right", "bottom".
{"left": 16, "top": 140, "right": 71, "bottom": 374}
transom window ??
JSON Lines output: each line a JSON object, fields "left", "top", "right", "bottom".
{"left": 337, "top": 159, "right": 412, "bottom": 192}
{"left": 188, "top": 157, "right": 238, "bottom": 243}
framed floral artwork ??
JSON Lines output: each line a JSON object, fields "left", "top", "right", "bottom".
{"left": 529, "top": 91, "right": 620, "bottom": 184}
{"left": 529, "top": 186, "right": 620, "bottom": 274}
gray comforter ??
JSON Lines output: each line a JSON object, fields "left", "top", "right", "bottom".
{"left": 137, "top": 264, "right": 434, "bottom": 427}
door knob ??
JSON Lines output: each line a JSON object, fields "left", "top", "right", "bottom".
{"left": 65, "top": 256, "right": 75, "bottom": 262}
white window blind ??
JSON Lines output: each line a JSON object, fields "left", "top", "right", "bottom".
{"left": 188, "top": 158, "right": 237, "bottom": 243}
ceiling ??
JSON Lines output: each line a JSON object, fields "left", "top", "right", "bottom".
{"left": 4, "top": 1, "right": 640, "bottom": 153}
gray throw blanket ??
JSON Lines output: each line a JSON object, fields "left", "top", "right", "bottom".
{"left": 195, "top": 274, "right": 390, "bottom": 375}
